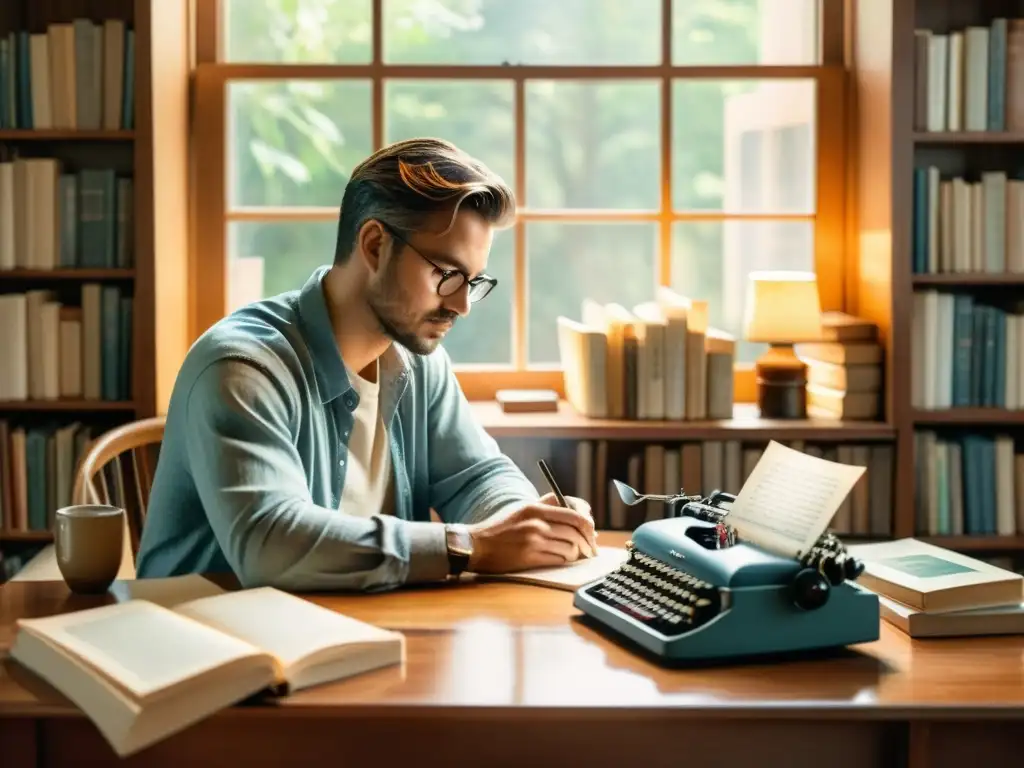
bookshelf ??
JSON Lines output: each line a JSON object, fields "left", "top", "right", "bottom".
{"left": 0, "top": 0, "right": 190, "bottom": 581}
{"left": 849, "top": 0, "right": 1024, "bottom": 559}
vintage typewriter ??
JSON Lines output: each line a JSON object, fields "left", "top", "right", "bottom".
{"left": 572, "top": 481, "right": 880, "bottom": 663}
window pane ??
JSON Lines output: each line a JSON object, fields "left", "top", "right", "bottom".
{"left": 528, "top": 223, "right": 657, "bottom": 364}
{"left": 384, "top": 0, "right": 661, "bottom": 65}
{"left": 223, "top": 0, "right": 372, "bottom": 63}
{"left": 527, "top": 81, "right": 660, "bottom": 210}
{"left": 229, "top": 80, "right": 372, "bottom": 208}
{"left": 673, "top": 79, "right": 815, "bottom": 213}
{"left": 441, "top": 229, "right": 514, "bottom": 365}
{"left": 227, "top": 221, "right": 337, "bottom": 310}
{"left": 672, "top": 0, "right": 819, "bottom": 65}
{"left": 385, "top": 80, "right": 515, "bottom": 190}
{"left": 671, "top": 220, "right": 814, "bottom": 364}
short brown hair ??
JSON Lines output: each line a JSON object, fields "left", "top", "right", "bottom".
{"left": 333, "top": 138, "right": 516, "bottom": 264}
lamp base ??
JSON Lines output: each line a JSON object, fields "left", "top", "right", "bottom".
{"left": 755, "top": 344, "right": 807, "bottom": 419}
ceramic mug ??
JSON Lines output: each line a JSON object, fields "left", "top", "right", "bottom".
{"left": 54, "top": 505, "right": 125, "bottom": 594}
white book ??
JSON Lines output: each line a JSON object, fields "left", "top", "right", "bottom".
{"left": 982, "top": 171, "right": 1006, "bottom": 272}
{"left": 946, "top": 31, "right": 964, "bottom": 131}
{"left": 877, "top": 594, "right": 1024, "bottom": 638}
{"left": 0, "top": 294, "right": 28, "bottom": 400}
{"left": 927, "top": 33, "right": 948, "bottom": 131}
{"left": 9, "top": 584, "right": 405, "bottom": 758}
{"left": 40, "top": 300, "right": 61, "bottom": 400}
{"left": 28, "top": 34, "right": 51, "bottom": 129}
{"left": 964, "top": 27, "right": 990, "bottom": 131}
{"left": 995, "top": 436, "right": 1016, "bottom": 535}
{"left": 846, "top": 538, "right": 1024, "bottom": 612}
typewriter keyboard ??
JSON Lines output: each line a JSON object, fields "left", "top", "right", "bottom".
{"left": 583, "top": 549, "right": 723, "bottom": 636}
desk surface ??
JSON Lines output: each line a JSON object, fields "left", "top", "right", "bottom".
{"left": 2, "top": 532, "right": 1024, "bottom": 721}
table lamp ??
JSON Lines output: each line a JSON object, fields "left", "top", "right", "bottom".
{"left": 743, "top": 271, "right": 823, "bottom": 419}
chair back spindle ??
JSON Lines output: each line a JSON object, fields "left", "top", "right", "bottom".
{"left": 72, "top": 417, "right": 166, "bottom": 560}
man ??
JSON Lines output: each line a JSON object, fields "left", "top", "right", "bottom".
{"left": 135, "top": 137, "right": 596, "bottom": 591}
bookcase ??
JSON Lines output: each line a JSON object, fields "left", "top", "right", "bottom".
{"left": 849, "top": 0, "right": 1024, "bottom": 566}
{"left": 0, "top": 0, "right": 189, "bottom": 581}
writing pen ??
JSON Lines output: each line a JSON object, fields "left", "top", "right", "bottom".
{"left": 537, "top": 459, "right": 568, "bottom": 507}
{"left": 537, "top": 459, "right": 597, "bottom": 557}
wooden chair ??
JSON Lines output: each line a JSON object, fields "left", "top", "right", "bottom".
{"left": 72, "top": 416, "right": 166, "bottom": 565}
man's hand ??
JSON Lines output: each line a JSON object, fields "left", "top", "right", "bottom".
{"left": 466, "top": 493, "right": 597, "bottom": 574}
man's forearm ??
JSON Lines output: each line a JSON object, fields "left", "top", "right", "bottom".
{"left": 206, "top": 494, "right": 450, "bottom": 591}
{"left": 430, "top": 453, "right": 539, "bottom": 525}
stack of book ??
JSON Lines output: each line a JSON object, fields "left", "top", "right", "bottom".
{"left": 795, "top": 312, "right": 883, "bottom": 420}
{"left": 846, "top": 538, "right": 1024, "bottom": 638}
{"left": 557, "top": 288, "right": 735, "bottom": 421}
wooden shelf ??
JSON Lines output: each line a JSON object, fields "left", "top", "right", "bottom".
{"left": 0, "top": 531, "right": 52, "bottom": 543}
{"left": 913, "top": 131, "right": 1024, "bottom": 144}
{"left": 912, "top": 273, "right": 1024, "bottom": 286}
{"left": 920, "top": 536, "right": 1024, "bottom": 552}
{"left": 0, "top": 130, "right": 134, "bottom": 141}
{"left": 471, "top": 401, "right": 896, "bottom": 441}
{"left": 0, "top": 269, "right": 135, "bottom": 280}
{"left": 913, "top": 409, "right": 1024, "bottom": 426}
{"left": 0, "top": 400, "right": 136, "bottom": 412}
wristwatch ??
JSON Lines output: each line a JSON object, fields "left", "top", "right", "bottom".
{"left": 445, "top": 524, "right": 473, "bottom": 578}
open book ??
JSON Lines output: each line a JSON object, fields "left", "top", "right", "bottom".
{"left": 9, "top": 581, "right": 404, "bottom": 758}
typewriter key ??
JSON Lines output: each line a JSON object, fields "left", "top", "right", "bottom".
{"left": 844, "top": 556, "right": 865, "bottom": 580}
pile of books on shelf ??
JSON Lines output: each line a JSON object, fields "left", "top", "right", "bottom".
{"left": 0, "top": 161, "right": 133, "bottom": 271}
{"left": 556, "top": 287, "right": 735, "bottom": 421}
{"left": 911, "top": 291, "right": 1024, "bottom": 411}
{"left": 914, "top": 428, "right": 1024, "bottom": 537}
{"left": 911, "top": 166, "right": 1024, "bottom": 275}
{"left": 796, "top": 312, "right": 884, "bottom": 420}
{"left": 0, "top": 18, "right": 135, "bottom": 131}
{"left": 848, "top": 539, "right": 1024, "bottom": 638}
{"left": 913, "top": 17, "right": 1023, "bottom": 133}
{"left": 0, "top": 420, "right": 97, "bottom": 540}
{"left": 0, "top": 284, "right": 132, "bottom": 403}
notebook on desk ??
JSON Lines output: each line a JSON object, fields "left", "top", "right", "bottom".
{"left": 476, "top": 547, "right": 629, "bottom": 591}
{"left": 9, "top": 582, "right": 405, "bottom": 758}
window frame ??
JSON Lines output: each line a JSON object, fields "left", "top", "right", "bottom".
{"left": 191, "top": 0, "right": 848, "bottom": 403}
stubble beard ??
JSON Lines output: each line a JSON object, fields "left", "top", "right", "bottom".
{"left": 368, "top": 277, "right": 456, "bottom": 357}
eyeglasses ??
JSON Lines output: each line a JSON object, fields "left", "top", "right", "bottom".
{"left": 379, "top": 222, "right": 497, "bottom": 303}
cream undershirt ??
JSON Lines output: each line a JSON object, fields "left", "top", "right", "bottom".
{"left": 338, "top": 361, "right": 394, "bottom": 518}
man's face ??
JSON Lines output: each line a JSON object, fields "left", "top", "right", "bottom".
{"left": 366, "top": 209, "right": 494, "bottom": 355}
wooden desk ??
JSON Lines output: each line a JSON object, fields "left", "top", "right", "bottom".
{"left": 2, "top": 532, "right": 1022, "bottom": 768}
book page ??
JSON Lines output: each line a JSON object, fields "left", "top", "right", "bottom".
{"left": 16, "top": 600, "right": 266, "bottom": 701}
{"left": 174, "top": 587, "right": 401, "bottom": 670}
{"left": 726, "top": 440, "right": 866, "bottom": 559}
{"left": 481, "top": 547, "right": 628, "bottom": 590}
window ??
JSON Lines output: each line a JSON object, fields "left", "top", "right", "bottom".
{"left": 193, "top": 0, "right": 847, "bottom": 402}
